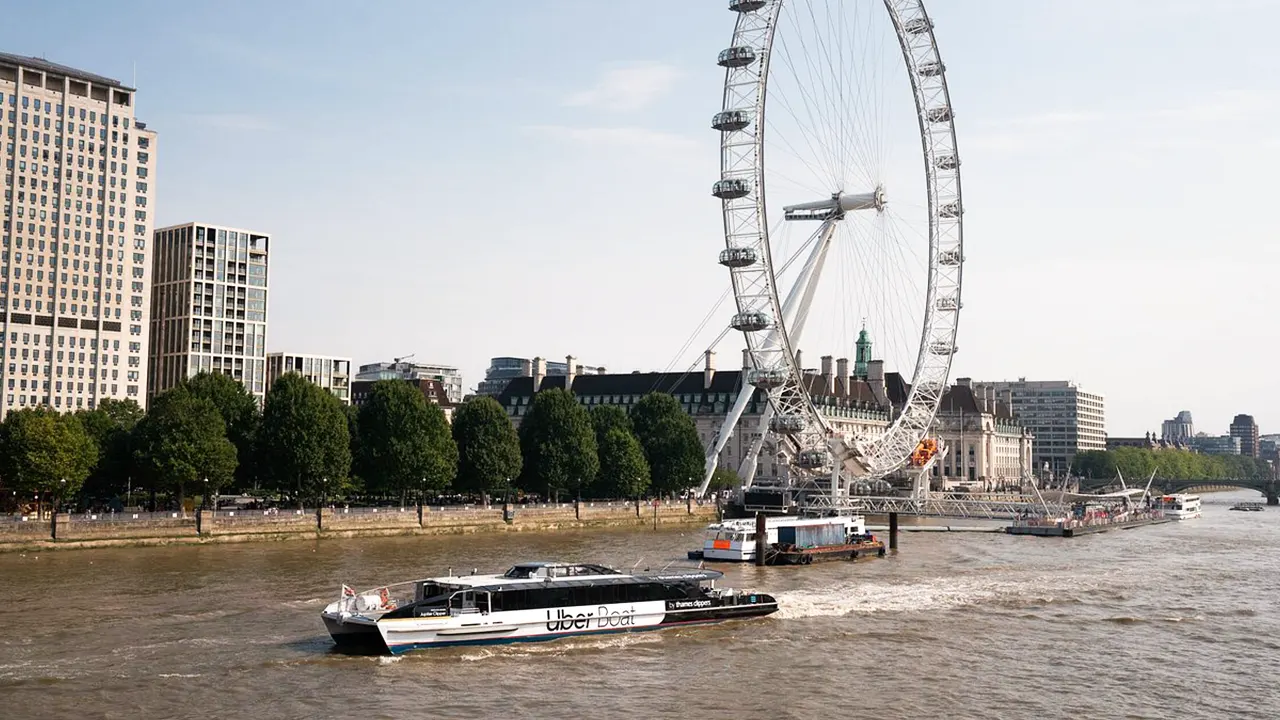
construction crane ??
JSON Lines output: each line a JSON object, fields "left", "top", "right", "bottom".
{"left": 394, "top": 354, "right": 416, "bottom": 365}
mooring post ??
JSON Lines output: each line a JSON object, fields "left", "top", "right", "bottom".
{"left": 889, "top": 511, "right": 899, "bottom": 551}
{"left": 755, "top": 511, "right": 767, "bottom": 567}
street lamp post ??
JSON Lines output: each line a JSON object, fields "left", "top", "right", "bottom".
{"left": 59, "top": 478, "right": 67, "bottom": 514}
{"left": 203, "top": 477, "right": 209, "bottom": 510}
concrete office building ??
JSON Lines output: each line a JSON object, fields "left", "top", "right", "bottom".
{"left": 1161, "top": 410, "right": 1194, "bottom": 445}
{"left": 148, "top": 222, "right": 269, "bottom": 402}
{"left": 266, "top": 352, "right": 350, "bottom": 404}
{"left": 476, "top": 355, "right": 607, "bottom": 396}
{"left": 968, "top": 378, "right": 1106, "bottom": 477}
{"left": 0, "top": 53, "right": 157, "bottom": 416}
{"left": 355, "top": 359, "right": 464, "bottom": 403}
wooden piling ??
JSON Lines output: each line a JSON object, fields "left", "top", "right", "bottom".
{"left": 754, "top": 511, "right": 767, "bottom": 566}
{"left": 889, "top": 511, "right": 899, "bottom": 550}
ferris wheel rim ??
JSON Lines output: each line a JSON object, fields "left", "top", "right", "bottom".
{"left": 715, "top": 0, "right": 965, "bottom": 481}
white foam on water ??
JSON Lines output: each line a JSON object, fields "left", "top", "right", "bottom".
{"left": 773, "top": 574, "right": 1089, "bottom": 620}
{"left": 158, "top": 673, "right": 202, "bottom": 678}
{"left": 460, "top": 632, "right": 662, "bottom": 662}
{"left": 377, "top": 656, "right": 403, "bottom": 665}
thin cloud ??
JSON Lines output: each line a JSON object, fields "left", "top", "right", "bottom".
{"left": 525, "top": 124, "right": 698, "bottom": 153}
{"left": 183, "top": 113, "right": 280, "bottom": 132}
{"left": 565, "top": 62, "right": 681, "bottom": 112}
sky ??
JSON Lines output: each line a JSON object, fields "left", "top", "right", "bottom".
{"left": 3, "top": 0, "right": 1277, "bottom": 437}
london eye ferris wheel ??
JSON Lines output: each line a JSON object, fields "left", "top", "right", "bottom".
{"left": 697, "top": 0, "right": 965, "bottom": 505}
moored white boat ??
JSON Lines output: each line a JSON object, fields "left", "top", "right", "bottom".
{"left": 1151, "top": 493, "right": 1201, "bottom": 520}
{"left": 321, "top": 561, "right": 777, "bottom": 654}
{"left": 692, "top": 514, "right": 867, "bottom": 562}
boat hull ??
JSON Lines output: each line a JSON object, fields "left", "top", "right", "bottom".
{"left": 766, "top": 540, "right": 886, "bottom": 566}
{"left": 324, "top": 597, "right": 778, "bottom": 655}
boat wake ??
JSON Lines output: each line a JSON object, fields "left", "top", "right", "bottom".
{"left": 772, "top": 574, "right": 1099, "bottom": 620}
{"left": 459, "top": 633, "right": 663, "bottom": 662}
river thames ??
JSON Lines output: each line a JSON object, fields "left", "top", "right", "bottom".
{"left": 1, "top": 490, "right": 1275, "bottom": 719}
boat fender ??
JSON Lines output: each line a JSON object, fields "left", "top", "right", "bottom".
{"left": 850, "top": 550, "right": 858, "bottom": 560}
{"left": 877, "top": 547, "right": 886, "bottom": 557}
{"left": 803, "top": 555, "right": 813, "bottom": 565}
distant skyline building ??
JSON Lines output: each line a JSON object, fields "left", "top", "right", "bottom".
{"left": 1190, "top": 434, "right": 1241, "bottom": 456}
{"left": 476, "top": 355, "right": 607, "bottom": 396}
{"left": 1229, "top": 414, "right": 1260, "bottom": 458}
{"left": 968, "top": 378, "right": 1106, "bottom": 477}
{"left": 350, "top": 376, "right": 456, "bottom": 422}
{"left": 0, "top": 53, "right": 158, "bottom": 416}
{"left": 1161, "top": 410, "right": 1194, "bottom": 445}
{"left": 355, "top": 359, "right": 463, "bottom": 404}
{"left": 148, "top": 222, "right": 269, "bottom": 402}
{"left": 266, "top": 352, "right": 350, "bottom": 405}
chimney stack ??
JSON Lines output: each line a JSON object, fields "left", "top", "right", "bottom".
{"left": 532, "top": 356, "right": 546, "bottom": 393}
{"left": 704, "top": 350, "right": 716, "bottom": 390}
{"left": 820, "top": 355, "right": 834, "bottom": 396}
{"left": 836, "top": 357, "right": 850, "bottom": 397}
{"left": 867, "top": 359, "right": 887, "bottom": 408}
{"left": 520, "top": 358, "right": 533, "bottom": 377}
{"left": 565, "top": 355, "right": 576, "bottom": 393}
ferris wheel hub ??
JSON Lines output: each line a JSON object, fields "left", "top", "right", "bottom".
{"left": 783, "top": 185, "right": 886, "bottom": 222}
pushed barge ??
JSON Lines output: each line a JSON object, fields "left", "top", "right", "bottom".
{"left": 321, "top": 561, "right": 777, "bottom": 654}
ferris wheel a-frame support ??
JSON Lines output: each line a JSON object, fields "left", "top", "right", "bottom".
{"left": 697, "top": 219, "right": 838, "bottom": 498}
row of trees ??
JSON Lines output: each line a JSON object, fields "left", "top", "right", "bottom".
{"left": 1072, "top": 447, "right": 1273, "bottom": 483}
{"left": 0, "top": 374, "right": 718, "bottom": 511}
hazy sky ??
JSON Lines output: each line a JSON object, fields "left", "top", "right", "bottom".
{"left": 4, "top": 0, "right": 1275, "bottom": 437}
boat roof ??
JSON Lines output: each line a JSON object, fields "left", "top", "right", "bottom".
{"left": 417, "top": 562, "right": 723, "bottom": 590}
{"left": 707, "top": 515, "right": 860, "bottom": 529}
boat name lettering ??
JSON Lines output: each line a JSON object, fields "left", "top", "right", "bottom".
{"left": 545, "top": 606, "right": 637, "bottom": 632}
{"left": 669, "top": 599, "right": 713, "bottom": 610}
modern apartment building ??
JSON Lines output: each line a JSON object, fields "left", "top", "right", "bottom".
{"left": 1190, "top": 434, "right": 1241, "bottom": 456}
{"left": 1229, "top": 414, "right": 1260, "bottom": 458}
{"left": 355, "top": 359, "right": 463, "bottom": 403}
{"left": 1161, "top": 410, "right": 1194, "bottom": 445}
{"left": 266, "top": 352, "right": 350, "bottom": 404}
{"left": 148, "top": 222, "right": 269, "bottom": 403}
{"left": 476, "top": 355, "right": 607, "bottom": 396}
{"left": 0, "top": 53, "right": 157, "bottom": 416}
{"left": 968, "top": 378, "right": 1106, "bottom": 477}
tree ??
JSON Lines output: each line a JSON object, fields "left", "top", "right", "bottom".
{"left": 75, "top": 398, "right": 145, "bottom": 500}
{"left": 518, "top": 388, "right": 598, "bottom": 500}
{"left": 185, "top": 372, "right": 260, "bottom": 490}
{"left": 0, "top": 408, "right": 98, "bottom": 512}
{"left": 257, "top": 373, "right": 351, "bottom": 507}
{"left": 707, "top": 466, "right": 742, "bottom": 493}
{"left": 593, "top": 427, "right": 650, "bottom": 499}
{"left": 589, "top": 405, "right": 632, "bottom": 448}
{"left": 629, "top": 392, "right": 704, "bottom": 496}
{"left": 1071, "top": 450, "right": 1117, "bottom": 480}
{"left": 452, "top": 396, "right": 521, "bottom": 505}
{"left": 356, "top": 380, "right": 457, "bottom": 504}
{"left": 132, "top": 387, "right": 238, "bottom": 511}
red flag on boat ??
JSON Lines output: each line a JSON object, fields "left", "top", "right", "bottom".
{"left": 342, "top": 584, "right": 356, "bottom": 597}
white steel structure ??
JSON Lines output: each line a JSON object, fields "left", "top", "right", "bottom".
{"left": 699, "top": 0, "right": 965, "bottom": 505}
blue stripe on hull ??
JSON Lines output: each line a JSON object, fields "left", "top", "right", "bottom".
{"left": 385, "top": 618, "right": 721, "bottom": 655}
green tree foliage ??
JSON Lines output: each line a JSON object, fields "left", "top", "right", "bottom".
{"left": 589, "top": 405, "right": 633, "bottom": 448}
{"left": 629, "top": 392, "right": 704, "bottom": 495}
{"left": 257, "top": 373, "right": 351, "bottom": 506}
{"left": 1071, "top": 450, "right": 1118, "bottom": 479}
{"left": 185, "top": 372, "right": 261, "bottom": 489}
{"left": 343, "top": 403, "right": 364, "bottom": 494}
{"left": 707, "top": 466, "right": 742, "bottom": 493}
{"left": 1075, "top": 447, "right": 1274, "bottom": 484}
{"left": 452, "top": 396, "right": 521, "bottom": 504}
{"left": 75, "top": 398, "right": 145, "bottom": 499}
{"left": 593, "top": 427, "right": 650, "bottom": 499}
{"left": 356, "top": 381, "right": 457, "bottom": 503}
{"left": 0, "top": 408, "right": 98, "bottom": 510}
{"left": 131, "top": 387, "right": 237, "bottom": 510}
{"left": 518, "top": 388, "right": 598, "bottom": 500}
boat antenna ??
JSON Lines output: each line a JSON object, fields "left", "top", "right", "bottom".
{"left": 631, "top": 558, "right": 645, "bottom": 571}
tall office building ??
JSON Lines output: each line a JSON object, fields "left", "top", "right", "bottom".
{"left": 1161, "top": 410, "right": 1194, "bottom": 445}
{"left": 1229, "top": 414, "right": 1259, "bottom": 458}
{"left": 355, "top": 359, "right": 464, "bottom": 403}
{"left": 969, "top": 378, "right": 1106, "bottom": 477}
{"left": 0, "top": 53, "right": 157, "bottom": 416}
{"left": 148, "top": 223, "right": 269, "bottom": 402}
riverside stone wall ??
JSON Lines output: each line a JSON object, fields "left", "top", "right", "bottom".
{"left": 0, "top": 500, "right": 718, "bottom": 552}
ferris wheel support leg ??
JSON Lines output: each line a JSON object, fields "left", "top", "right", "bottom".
{"left": 737, "top": 404, "right": 774, "bottom": 488}
{"left": 696, "top": 382, "right": 759, "bottom": 497}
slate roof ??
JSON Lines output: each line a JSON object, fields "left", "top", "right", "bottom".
{"left": 937, "top": 384, "right": 1015, "bottom": 419}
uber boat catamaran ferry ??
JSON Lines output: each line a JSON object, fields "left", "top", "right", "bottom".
{"left": 321, "top": 561, "right": 777, "bottom": 654}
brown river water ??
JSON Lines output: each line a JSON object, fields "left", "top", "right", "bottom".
{"left": 1, "top": 490, "right": 1276, "bottom": 719}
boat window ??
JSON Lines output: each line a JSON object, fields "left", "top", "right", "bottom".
{"left": 503, "top": 565, "right": 537, "bottom": 579}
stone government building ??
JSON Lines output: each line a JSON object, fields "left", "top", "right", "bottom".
{"left": 495, "top": 345, "right": 1033, "bottom": 491}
